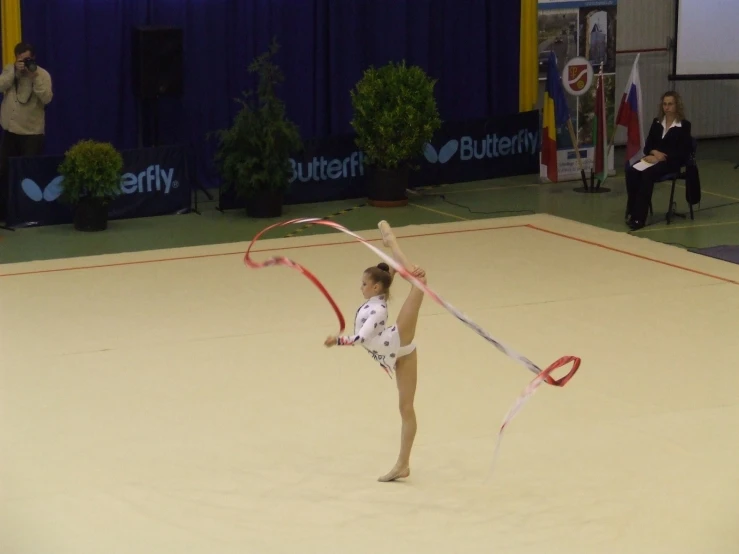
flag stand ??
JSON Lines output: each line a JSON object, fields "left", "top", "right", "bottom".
{"left": 573, "top": 178, "right": 610, "bottom": 193}
{"left": 567, "top": 120, "right": 601, "bottom": 193}
{"left": 542, "top": 50, "right": 605, "bottom": 192}
{"left": 573, "top": 175, "right": 611, "bottom": 193}
{"left": 574, "top": 62, "right": 610, "bottom": 194}
{"left": 583, "top": 146, "right": 613, "bottom": 194}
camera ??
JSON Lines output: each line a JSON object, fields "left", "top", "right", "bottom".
{"left": 21, "top": 58, "right": 37, "bottom": 72}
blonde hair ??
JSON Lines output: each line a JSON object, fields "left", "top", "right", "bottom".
{"left": 658, "top": 91, "right": 686, "bottom": 121}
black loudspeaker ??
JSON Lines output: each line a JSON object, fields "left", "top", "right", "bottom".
{"left": 132, "top": 26, "right": 183, "bottom": 98}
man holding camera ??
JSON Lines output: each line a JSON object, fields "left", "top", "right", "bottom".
{"left": 0, "top": 42, "right": 53, "bottom": 219}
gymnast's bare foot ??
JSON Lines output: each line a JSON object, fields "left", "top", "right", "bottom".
{"left": 378, "top": 220, "right": 395, "bottom": 248}
{"left": 377, "top": 465, "right": 410, "bottom": 482}
{"left": 378, "top": 220, "right": 413, "bottom": 271}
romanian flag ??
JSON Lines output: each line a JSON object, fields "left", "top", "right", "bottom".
{"left": 541, "top": 51, "right": 570, "bottom": 182}
{"left": 592, "top": 65, "right": 608, "bottom": 184}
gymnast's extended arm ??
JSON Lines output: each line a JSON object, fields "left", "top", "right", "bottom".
{"left": 326, "top": 306, "right": 387, "bottom": 347}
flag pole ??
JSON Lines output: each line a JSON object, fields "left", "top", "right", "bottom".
{"left": 595, "top": 62, "right": 610, "bottom": 192}
{"left": 573, "top": 62, "right": 596, "bottom": 194}
{"left": 606, "top": 58, "right": 622, "bottom": 152}
{"left": 606, "top": 97, "right": 621, "bottom": 161}
{"left": 567, "top": 119, "right": 589, "bottom": 192}
{"left": 575, "top": 62, "right": 615, "bottom": 193}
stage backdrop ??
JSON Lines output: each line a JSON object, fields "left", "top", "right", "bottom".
{"left": 537, "top": 0, "right": 617, "bottom": 181}
{"left": 19, "top": 0, "right": 522, "bottom": 191}
{"left": 219, "top": 111, "right": 540, "bottom": 210}
{"left": 6, "top": 145, "right": 192, "bottom": 228}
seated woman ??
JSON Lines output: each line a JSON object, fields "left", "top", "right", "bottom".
{"left": 625, "top": 91, "right": 692, "bottom": 230}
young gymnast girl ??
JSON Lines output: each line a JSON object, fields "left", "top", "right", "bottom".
{"left": 324, "top": 222, "right": 426, "bottom": 482}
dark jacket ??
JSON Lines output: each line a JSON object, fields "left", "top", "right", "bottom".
{"left": 643, "top": 118, "right": 692, "bottom": 172}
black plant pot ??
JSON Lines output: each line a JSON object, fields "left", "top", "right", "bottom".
{"left": 73, "top": 196, "right": 109, "bottom": 232}
{"left": 245, "top": 188, "right": 284, "bottom": 218}
{"left": 367, "top": 165, "right": 409, "bottom": 207}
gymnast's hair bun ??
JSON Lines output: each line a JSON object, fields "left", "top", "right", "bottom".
{"left": 377, "top": 262, "right": 390, "bottom": 272}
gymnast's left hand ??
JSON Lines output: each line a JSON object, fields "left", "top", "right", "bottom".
{"left": 324, "top": 336, "right": 337, "bottom": 347}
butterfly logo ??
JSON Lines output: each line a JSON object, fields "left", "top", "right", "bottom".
{"left": 21, "top": 176, "right": 64, "bottom": 202}
{"left": 423, "top": 140, "right": 459, "bottom": 164}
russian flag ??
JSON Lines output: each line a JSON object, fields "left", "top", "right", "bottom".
{"left": 615, "top": 54, "right": 645, "bottom": 168}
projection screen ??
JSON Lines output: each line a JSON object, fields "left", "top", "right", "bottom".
{"left": 673, "top": 0, "right": 739, "bottom": 79}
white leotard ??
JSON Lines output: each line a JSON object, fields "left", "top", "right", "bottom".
{"left": 336, "top": 293, "right": 410, "bottom": 373}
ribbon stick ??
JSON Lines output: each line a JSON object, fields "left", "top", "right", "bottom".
{"left": 244, "top": 218, "right": 581, "bottom": 458}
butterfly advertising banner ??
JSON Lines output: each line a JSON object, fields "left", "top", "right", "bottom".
{"left": 409, "top": 110, "right": 541, "bottom": 188}
{"left": 217, "top": 110, "right": 541, "bottom": 211}
{"left": 6, "top": 145, "right": 192, "bottom": 228}
{"left": 537, "top": 0, "right": 618, "bottom": 182}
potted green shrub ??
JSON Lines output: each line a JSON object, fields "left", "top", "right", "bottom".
{"left": 214, "top": 39, "right": 303, "bottom": 218}
{"left": 350, "top": 60, "right": 442, "bottom": 207}
{"left": 58, "top": 139, "right": 123, "bottom": 231}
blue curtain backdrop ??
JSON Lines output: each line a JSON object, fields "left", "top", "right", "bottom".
{"left": 20, "top": 0, "right": 521, "bottom": 189}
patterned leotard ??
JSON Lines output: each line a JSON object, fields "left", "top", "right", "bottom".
{"left": 336, "top": 294, "right": 402, "bottom": 373}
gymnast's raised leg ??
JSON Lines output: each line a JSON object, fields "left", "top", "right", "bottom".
{"left": 377, "top": 221, "right": 426, "bottom": 482}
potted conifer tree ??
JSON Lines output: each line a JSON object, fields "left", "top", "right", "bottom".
{"left": 214, "top": 39, "right": 303, "bottom": 218}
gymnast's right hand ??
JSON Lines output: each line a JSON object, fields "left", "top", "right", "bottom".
{"left": 411, "top": 266, "right": 427, "bottom": 284}
{"left": 324, "top": 336, "right": 337, "bottom": 347}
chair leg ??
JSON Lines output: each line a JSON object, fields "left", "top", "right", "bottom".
{"left": 666, "top": 178, "right": 687, "bottom": 223}
{"left": 689, "top": 203, "right": 694, "bottom": 220}
{"left": 666, "top": 179, "right": 677, "bottom": 224}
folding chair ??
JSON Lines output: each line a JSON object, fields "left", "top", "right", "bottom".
{"left": 654, "top": 138, "right": 698, "bottom": 224}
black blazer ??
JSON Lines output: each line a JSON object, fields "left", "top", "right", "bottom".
{"left": 643, "top": 118, "right": 693, "bottom": 171}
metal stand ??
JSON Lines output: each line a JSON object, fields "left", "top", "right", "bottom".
{"left": 188, "top": 154, "right": 213, "bottom": 215}
{"left": 573, "top": 169, "right": 611, "bottom": 193}
{"left": 137, "top": 96, "right": 212, "bottom": 215}
{"left": 186, "top": 147, "right": 212, "bottom": 215}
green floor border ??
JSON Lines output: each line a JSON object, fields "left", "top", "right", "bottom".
{"left": 1, "top": 139, "right": 738, "bottom": 265}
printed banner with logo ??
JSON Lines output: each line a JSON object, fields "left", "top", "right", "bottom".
{"left": 218, "top": 132, "right": 368, "bottom": 210}
{"left": 412, "top": 110, "right": 540, "bottom": 187}
{"left": 217, "top": 110, "right": 540, "bottom": 209}
{"left": 7, "top": 144, "right": 191, "bottom": 227}
{"left": 537, "top": 0, "right": 617, "bottom": 182}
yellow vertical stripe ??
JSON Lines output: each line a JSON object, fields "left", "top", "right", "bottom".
{"left": 542, "top": 94, "right": 556, "bottom": 141}
{"left": 1, "top": 0, "right": 22, "bottom": 66}
{"left": 518, "top": 0, "right": 538, "bottom": 112}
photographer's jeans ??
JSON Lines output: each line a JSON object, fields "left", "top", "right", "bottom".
{"left": 0, "top": 130, "right": 44, "bottom": 221}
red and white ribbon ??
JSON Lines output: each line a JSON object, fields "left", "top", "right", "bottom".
{"left": 244, "top": 218, "right": 581, "bottom": 459}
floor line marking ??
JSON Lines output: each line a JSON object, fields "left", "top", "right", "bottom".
{"left": 3, "top": 222, "right": 737, "bottom": 286}
{"left": 409, "top": 203, "right": 470, "bottom": 221}
{"left": 685, "top": 186, "right": 739, "bottom": 202}
{"left": 636, "top": 220, "right": 739, "bottom": 232}
{"left": 418, "top": 183, "right": 540, "bottom": 196}
{"left": 526, "top": 224, "right": 739, "bottom": 285}
{"left": 0, "top": 224, "right": 525, "bottom": 277}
